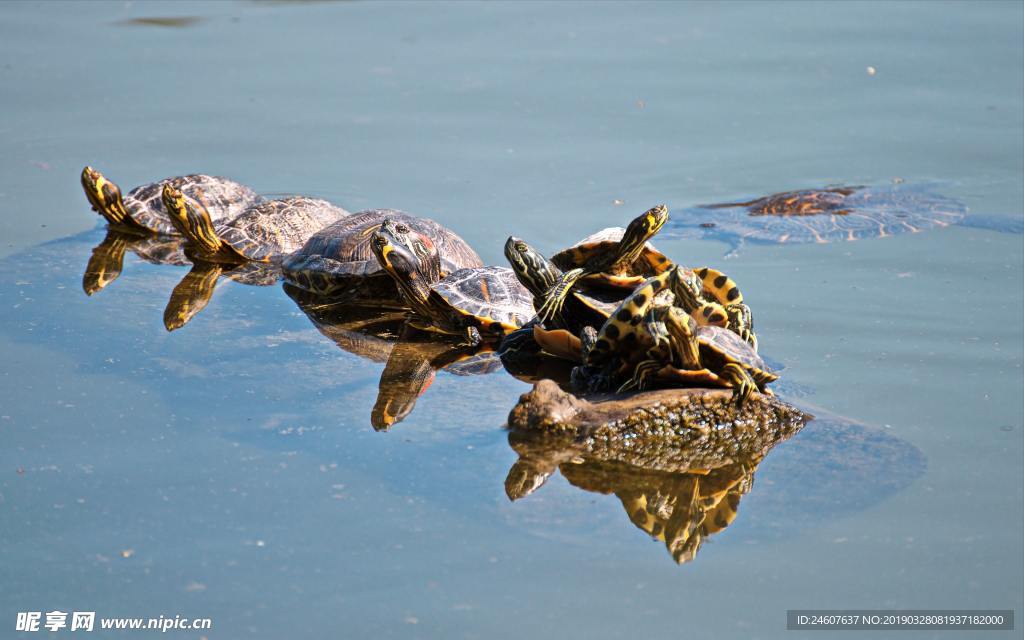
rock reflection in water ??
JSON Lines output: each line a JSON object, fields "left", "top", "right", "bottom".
{"left": 504, "top": 380, "right": 811, "bottom": 565}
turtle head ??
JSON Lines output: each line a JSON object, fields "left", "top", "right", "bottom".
{"left": 667, "top": 265, "right": 703, "bottom": 311}
{"left": 664, "top": 305, "right": 701, "bottom": 368}
{"left": 371, "top": 218, "right": 441, "bottom": 310}
{"left": 504, "top": 236, "right": 560, "bottom": 299}
{"left": 161, "top": 184, "right": 222, "bottom": 254}
{"left": 81, "top": 166, "right": 131, "bottom": 226}
{"left": 618, "top": 204, "right": 669, "bottom": 263}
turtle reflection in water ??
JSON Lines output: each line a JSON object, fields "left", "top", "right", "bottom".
{"left": 667, "top": 183, "right": 1022, "bottom": 255}
{"left": 285, "top": 285, "right": 501, "bottom": 431}
{"left": 80, "top": 230, "right": 284, "bottom": 331}
{"left": 503, "top": 381, "right": 924, "bottom": 565}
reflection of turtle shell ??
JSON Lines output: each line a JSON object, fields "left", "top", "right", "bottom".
{"left": 284, "top": 284, "right": 407, "bottom": 363}
{"left": 282, "top": 209, "right": 483, "bottom": 301}
{"left": 671, "top": 184, "right": 967, "bottom": 245}
{"left": 124, "top": 175, "right": 263, "bottom": 235}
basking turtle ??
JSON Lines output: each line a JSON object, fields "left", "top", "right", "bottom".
{"left": 81, "top": 166, "right": 262, "bottom": 236}
{"left": 502, "top": 236, "right": 627, "bottom": 361}
{"left": 537, "top": 204, "right": 671, "bottom": 321}
{"left": 282, "top": 209, "right": 483, "bottom": 305}
{"left": 621, "top": 307, "right": 779, "bottom": 404}
{"left": 161, "top": 185, "right": 348, "bottom": 264}
{"left": 662, "top": 183, "right": 1020, "bottom": 254}
{"left": 370, "top": 219, "right": 533, "bottom": 344}
{"left": 580, "top": 267, "right": 739, "bottom": 370}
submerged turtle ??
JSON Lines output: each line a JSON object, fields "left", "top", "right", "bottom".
{"left": 282, "top": 209, "right": 483, "bottom": 305}
{"left": 161, "top": 185, "right": 348, "bottom": 264}
{"left": 664, "top": 183, "right": 1022, "bottom": 254}
{"left": 81, "top": 166, "right": 262, "bottom": 236}
{"left": 371, "top": 219, "right": 534, "bottom": 344}
{"left": 537, "top": 204, "right": 672, "bottom": 321}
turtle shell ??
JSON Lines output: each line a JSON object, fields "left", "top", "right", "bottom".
{"left": 430, "top": 266, "right": 535, "bottom": 335}
{"left": 696, "top": 325, "right": 771, "bottom": 373}
{"left": 216, "top": 197, "right": 349, "bottom": 262}
{"left": 551, "top": 227, "right": 671, "bottom": 278}
{"left": 124, "top": 175, "right": 263, "bottom": 235}
{"left": 282, "top": 209, "right": 483, "bottom": 300}
{"left": 673, "top": 184, "right": 968, "bottom": 245}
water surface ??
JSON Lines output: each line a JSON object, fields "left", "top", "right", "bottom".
{"left": 1, "top": 1, "right": 1021, "bottom": 638}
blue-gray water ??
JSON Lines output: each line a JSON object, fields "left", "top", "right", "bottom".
{"left": 1, "top": 1, "right": 1021, "bottom": 638}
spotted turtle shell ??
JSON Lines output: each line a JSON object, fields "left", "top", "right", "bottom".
{"left": 430, "top": 266, "right": 535, "bottom": 333}
{"left": 124, "top": 175, "right": 263, "bottom": 235}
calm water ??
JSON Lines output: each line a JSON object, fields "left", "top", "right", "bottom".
{"left": 1, "top": 1, "right": 1022, "bottom": 638}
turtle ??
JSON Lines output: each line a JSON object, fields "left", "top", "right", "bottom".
{"left": 281, "top": 209, "right": 483, "bottom": 305}
{"left": 80, "top": 166, "right": 262, "bottom": 236}
{"left": 620, "top": 306, "right": 779, "bottom": 404}
{"left": 501, "top": 236, "right": 629, "bottom": 361}
{"left": 537, "top": 204, "right": 672, "bottom": 322}
{"left": 161, "top": 185, "right": 348, "bottom": 264}
{"left": 661, "top": 183, "right": 1024, "bottom": 255}
{"left": 370, "top": 219, "right": 534, "bottom": 345}
{"left": 579, "top": 266, "right": 746, "bottom": 372}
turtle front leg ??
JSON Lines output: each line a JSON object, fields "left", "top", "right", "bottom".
{"left": 537, "top": 268, "right": 585, "bottom": 323}
{"left": 464, "top": 325, "right": 483, "bottom": 347}
{"left": 618, "top": 358, "right": 663, "bottom": 393}
{"left": 725, "top": 302, "right": 757, "bottom": 351}
{"left": 719, "top": 362, "right": 755, "bottom": 406}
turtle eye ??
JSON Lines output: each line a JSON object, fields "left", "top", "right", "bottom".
{"left": 395, "top": 223, "right": 410, "bottom": 234}
{"left": 515, "top": 242, "right": 527, "bottom": 253}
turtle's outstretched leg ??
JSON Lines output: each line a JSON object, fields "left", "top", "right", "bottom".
{"left": 719, "top": 362, "right": 755, "bottom": 405}
{"left": 725, "top": 303, "right": 757, "bottom": 351}
{"left": 537, "top": 268, "right": 585, "bottom": 323}
{"left": 618, "top": 358, "right": 663, "bottom": 393}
